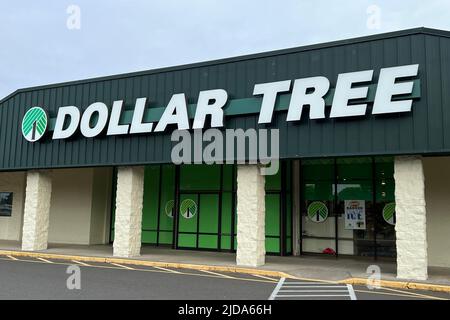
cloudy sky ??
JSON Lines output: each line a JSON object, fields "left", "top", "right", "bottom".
{"left": 0, "top": 0, "right": 449, "bottom": 99}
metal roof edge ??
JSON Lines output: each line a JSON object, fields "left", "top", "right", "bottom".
{"left": 1, "top": 26, "right": 448, "bottom": 105}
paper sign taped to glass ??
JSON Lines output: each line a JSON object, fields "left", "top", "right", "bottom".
{"left": 344, "top": 200, "right": 366, "bottom": 230}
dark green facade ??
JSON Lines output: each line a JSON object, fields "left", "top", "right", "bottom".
{"left": 1, "top": 28, "right": 450, "bottom": 171}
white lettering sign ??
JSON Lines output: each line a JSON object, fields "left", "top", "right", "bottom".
{"left": 27, "top": 64, "right": 420, "bottom": 142}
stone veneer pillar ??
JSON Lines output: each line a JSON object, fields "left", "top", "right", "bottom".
{"left": 236, "top": 165, "right": 266, "bottom": 267}
{"left": 394, "top": 156, "right": 428, "bottom": 280}
{"left": 22, "top": 171, "right": 52, "bottom": 251}
{"left": 113, "top": 166, "right": 144, "bottom": 257}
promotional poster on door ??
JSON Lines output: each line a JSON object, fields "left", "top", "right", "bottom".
{"left": 344, "top": 200, "right": 366, "bottom": 230}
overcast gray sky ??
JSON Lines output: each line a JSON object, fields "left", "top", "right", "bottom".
{"left": 1, "top": 0, "right": 449, "bottom": 99}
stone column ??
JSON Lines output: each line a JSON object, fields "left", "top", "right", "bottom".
{"left": 236, "top": 165, "right": 266, "bottom": 267}
{"left": 292, "top": 160, "right": 301, "bottom": 256}
{"left": 113, "top": 166, "right": 144, "bottom": 258}
{"left": 394, "top": 156, "right": 428, "bottom": 280}
{"left": 22, "top": 171, "right": 52, "bottom": 251}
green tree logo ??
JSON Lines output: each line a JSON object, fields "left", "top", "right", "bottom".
{"left": 165, "top": 200, "right": 174, "bottom": 218}
{"left": 22, "top": 107, "right": 48, "bottom": 142}
{"left": 382, "top": 202, "right": 396, "bottom": 225}
{"left": 307, "top": 201, "right": 328, "bottom": 223}
{"left": 180, "top": 199, "right": 197, "bottom": 219}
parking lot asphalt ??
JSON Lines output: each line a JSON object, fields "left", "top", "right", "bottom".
{"left": 0, "top": 255, "right": 448, "bottom": 300}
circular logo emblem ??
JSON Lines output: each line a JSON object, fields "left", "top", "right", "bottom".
{"left": 382, "top": 202, "right": 396, "bottom": 225}
{"left": 164, "top": 200, "right": 174, "bottom": 218}
{"left": 307, "top": 201, "right": 328, "bottom": 223}
{"left": 22, "top": 107, "right": 48, "bottom": 142}
{"left": 180, "top": 199, "right": 197, "bottom": 219}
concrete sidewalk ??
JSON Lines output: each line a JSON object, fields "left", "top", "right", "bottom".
{"left": 1, "top": 240, "right": 449, "bottom": 290}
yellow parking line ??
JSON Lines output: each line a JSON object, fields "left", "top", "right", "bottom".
{"left": 72, "top": 260, "right": 92, "bottom": 267}
{"left": 381, "top": 286, "right": 448, "bottom": 300}
{"left": 0, "top": 256, "right": 275, "bottom": 284}
{"left": 152, "top": 266, "right": 181, "bottom": 274}
{"left": 251, "top": 274, "right": 278, "bottom": 281}
{"left": 7, "top": 255, "right": 18, "bottom": 261}
{"left": 0, "top": 250, "right": 289, "bottom": 280}
{"left": 354, "top": 289, "right": 424, "bottom": 299}
{"left": 37, "top": 257, "right": 53, "bottom": 264}
{"left": 201, "top": 270, "right": 234, "bottom": 279}
{"left": 355, "top": 288, "right": 447, "bottom": 300}
{"left": 110, "top": 262, "right": 135, "bottom": 270}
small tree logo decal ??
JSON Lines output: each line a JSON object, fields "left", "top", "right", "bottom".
{"left": 307, "top": 201, "right": 328, "bottom": 223}
{"left": 382, "top": 202, "right": 396, "bottom": 225}
{"left": 22, "top": 107, "right": 48, "bottom": 142}
{"left": 164, "top": 200, "right": 174, "bottom": 218}
{"left": 180, "top": 199, "right": 197, "bottom": 219}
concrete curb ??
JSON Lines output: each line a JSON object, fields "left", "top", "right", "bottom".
{"left": 0, "top": 250, "right": 292, "bottom": 279}
{"left": 2, "top": 249, "right": 449, "bottom": 292}
{"left": 340, "top": 277, "right": 450, "bottom": 293}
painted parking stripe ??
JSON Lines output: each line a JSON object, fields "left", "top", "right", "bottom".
{"left": 347, "top": 284, "right": 357, "bottom": 300}
{"left": 200, "top": 270, "right": 235, "bottom": 279}
{"left": 0, "top": 256, "right": 276, "bottom": 284}
{"left": 110, "top": 262, "right": 135, "bottom": 270}
{"left": 72, "top": 260, "right": 92, "bottom": 267}
{"left": 251, "top": 274, "right": 278, "bottom": 281}
{"left": 7, "top": 255, "right": 18, "bottom": 261}
{"left": 152, "top": 266, "right": 182, "bottom": 274}
{"left": 356, "top": 288, "right": 448, "bottom": 300}
{"left": 276, "top": 294, "right": 351, "bottom": 298}
{"left": 380, "top": 286, "right": 449, "bottom": 300}
{"left": 269, "top": 278, "right": 285, "bottom": 300}
{"left": 279, "top": 290, "right": 349, "bottom": 293}
{"left": 282, "top": 285, "right": 348, "bottom": 288}
{"left": 37, "top": 257, "right": 54, "bottom": 264}
{"left": 282, "top": 281, "right": 337, "bottom": 285}
{"left": 270, "top": 279, "right": 356, "bottom": 300}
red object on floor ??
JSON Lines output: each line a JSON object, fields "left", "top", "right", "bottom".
{"left": 322, "top": 248, "right": 336, "bottom": 255}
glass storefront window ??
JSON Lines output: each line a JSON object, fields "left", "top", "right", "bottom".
{"left": 336, "top": 157, "right": 374, "bottom": 257}
{"left": 300, "top": 157, "right": 396, "bottom": 259}
{"left": 111, "top": 161, "right": 291, "bottom": 255}
{"left": 374, "top": 157, "right": 396, "bottom": 258}
{"left": 0, "top": 192, "right": 13, "bottom": 217}
{"left": 178, "top": 164, "right": 233, "bottom": 250}
{"left": 141, "top": 165, "right": 176, "bottom": 245}
{"left": 265, "top": 161, "right": 292, "bottom": 255}
{"left": 301, "top": 159, "right": 336, "bottom": 255}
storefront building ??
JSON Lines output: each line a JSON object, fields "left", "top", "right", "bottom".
{"left": 0, "top": 28, "right": 449, "bottom": 281}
